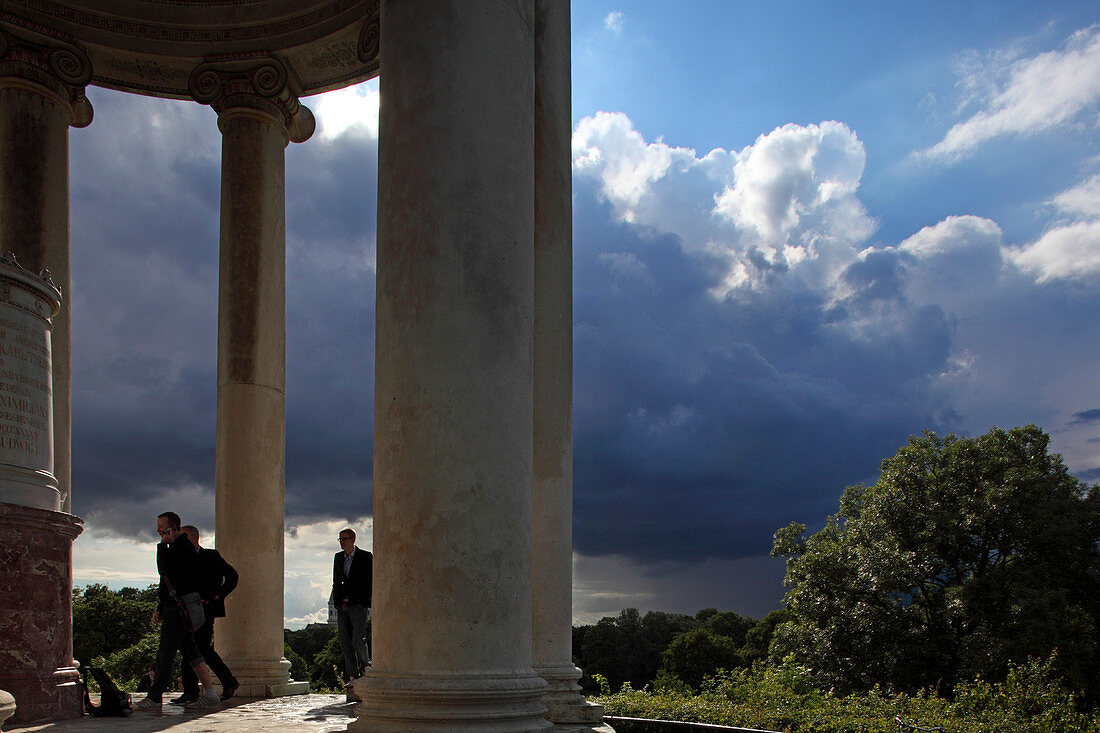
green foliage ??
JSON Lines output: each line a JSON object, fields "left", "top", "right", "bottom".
{"left": 741, "top": 608, "right": 789, "bottom": 665}
{"left": 596, "top": 654, "right": 1100, "bottom": 733}
{"left": 573, "top": 608, "right": 699, "bottom": 692}
{"left": 285, "top": 642, "right": 308, "bottom": 682}
{"left": 658, "top": 627, "right": 741, "bottom": 690}
{"left": 771, "top": 425, "right": 1100, "bottom": 699}
{"left": 72, "top": 583, "right": 158, "bottom": 671}
{"left": 90, "top": 631, "right": 161, "bottom": 692}
{"left": 309, "top": 634, "right": 346, "bottom": 692}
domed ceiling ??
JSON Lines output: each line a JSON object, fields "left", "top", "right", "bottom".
{"left": 0, "top": 0, "right": 379, "bottom": 99}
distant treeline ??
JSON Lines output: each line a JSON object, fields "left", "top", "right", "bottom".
{"left": 572, "top": 607, "right": 787, "bottom": 693}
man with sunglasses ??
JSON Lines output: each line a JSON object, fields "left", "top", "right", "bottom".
{"left": 332, "top": 527, "right": 373, "bottom": 682}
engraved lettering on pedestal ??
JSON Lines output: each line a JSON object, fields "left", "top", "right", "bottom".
{"left": 0, "top": 253, "right": 61, "bottom": 510}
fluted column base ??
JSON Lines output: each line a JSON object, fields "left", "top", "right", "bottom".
{"left": 352, "top": 672, "right": 552, "bottom": 733}
{"left": 0, "top": 689, "right": 14, "bottom": 729}
{"left": 535, "top": 664, "right": 605, "bottom": 727}
{"left": 220, "top": 658, "right": 308, "bottom": 698}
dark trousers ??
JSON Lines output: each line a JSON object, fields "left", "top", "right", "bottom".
{"left": 148, "top": 604, "right": 204, "bottom": 701}
{"left": 337, "top": 603, "right": 371, "bottom": 680}
{"left": 181, "top": 618, "right": 234, "bottom": 694}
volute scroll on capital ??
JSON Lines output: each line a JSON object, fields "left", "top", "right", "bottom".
{"left": 188, "top": 57, "right": 315, "bottom": 143}
{"left": 0, "top": 25, "right": 93, "bottom": 127}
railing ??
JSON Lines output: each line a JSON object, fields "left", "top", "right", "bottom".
{"left": 895, "top": 715, "right": 947, "bottom": 732}
{"left": 603, "top": 716, "right": 781, "bottom": 733}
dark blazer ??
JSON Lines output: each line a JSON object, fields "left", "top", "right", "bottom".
{"left": 197, "top": 548, "right": 238, "bottom": 618}
{"left": 332, "top": 547, "right": 373, "bottom": 607}
{"left": 157, "top": 533, "right": 200, "bottom": 609}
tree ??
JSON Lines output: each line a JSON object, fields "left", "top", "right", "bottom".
{"left": 73, "top": 584, "right": 158, "bottom": 671}
{"left": 573, "top": 608, "right": 698, "bottom": 692}
{"left": 658, "top": 627, "right": 741, "bottom": 690}
{"left": 771, "top": 425, "right": 1100, "bottom": 699}
{"left": 741, "top": 609, "right": 789, "bottom": 665}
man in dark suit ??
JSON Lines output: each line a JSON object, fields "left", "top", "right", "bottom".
{"left": 173, "top": 525, "right": 240, "bottom": 704}
{"left": 333, "top": 527, "right": 373, "bottom": 681}
{"left": 136, "top": 512, "right": 221, "bottom": 709}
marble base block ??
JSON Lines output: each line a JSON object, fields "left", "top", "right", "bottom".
{"left": 0, "top": 689, "right": 15, "bottom": 730}
{"left": 220, "top": 658, "right": 308, "bottom": 698}
{"left": 233, "top": 680, "right": 310, "bottom": 698}
{"left": 535, "top": 664, "right": 605, "bottom": 726}
{"left": 352, "top": 673, "right": 552, "bottom": 733}
{"left": 0, "top": 502, "right": 83, "bottom": 724}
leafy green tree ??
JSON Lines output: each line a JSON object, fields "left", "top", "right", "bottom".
{"left": 771, "top": 425, "right": 1100, "bottom": 698}
{"left": 704, "top": 611, "right": 754, "bottom": 647}
{"left": 285, "top": 624, "right": 337, "bottom": 674}
{"left": 285, "top": 642, "right": 308, "bottom": 682}
{"left": 574, "top": 608, "right": 699, "bottom": 692}
{"left": 740, "top": 608, "right": 788, "bottom": 664}
{"left": 310, "top": 634, "right": 347, "bottom": 692}
{"left": 73, "top": 584, "right": 158, "bottom": 670}
{"left": 658, "top": 627, "right": 742, "bottom": 690}
{"left": 93, "top": 631, "right": 160, "bottom": 691}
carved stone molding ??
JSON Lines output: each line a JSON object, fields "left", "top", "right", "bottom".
{"left": 188, "top": 56, "right": 314, "bottom": 143}
{"left": 0, "top": 24, "right": 93, "bottom": 127}
{"left": 356, "top": 1, "right": 379, "bottom": 74}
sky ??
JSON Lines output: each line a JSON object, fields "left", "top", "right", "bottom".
{"left": 67, "top": 3, "right": 1100, "bottom": 628}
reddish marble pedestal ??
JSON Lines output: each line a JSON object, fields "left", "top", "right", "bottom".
{"left": 0, "top": 502, "right": 83, "bottom": 724}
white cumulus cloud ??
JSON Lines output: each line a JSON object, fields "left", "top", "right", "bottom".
{"left": 313, "top": 81, "right": 379, "bottom": 141}
{"left": 1011, "top": 220, "right": 1100, "bottom": 282}
{"left": 921, "top": 25, "right": 1100, "bottom": 162}
{"left": 1010, "top": 173, "right": 1100, "bottom": 283}
{"left": 604, "top": 11, "right": 625, "bottom": 34}
{"left": 572, "top": 113, "right": 876, "bottom": 296}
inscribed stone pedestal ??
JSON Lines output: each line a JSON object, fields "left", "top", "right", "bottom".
{"left": 0, "top": 254, "right": 60, "bottom": 511}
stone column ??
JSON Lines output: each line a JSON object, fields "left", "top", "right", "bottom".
{"left": 0, "top": 503, "right": 83, "bottom": 724}
{"left": 356, "top": 1, "right": 549, "bottom": 731}
{"left": 531, "top": 3, "right": 606, "bottom": 731}
{"left": 0, "top": 26, "right": 91, "bottom": 725}
{"left": 190, "top": 59, "right": 313, "bottom": 698}
{"left": 0, "top": 26, "right": 91, "bottom": 515}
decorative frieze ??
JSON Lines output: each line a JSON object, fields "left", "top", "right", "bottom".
{"left": 0, "top": 25, "right": 92, "bottom": 127}
{"left": 188, "top": 56, "right": 314, "bottom": 143}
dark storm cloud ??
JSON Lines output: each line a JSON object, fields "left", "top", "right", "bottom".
{"left": 68, "top": 89, "right": 379, "bottom": 534}
{"left": 571, "top": 178, "right": 949, "bottom": 563}
{"left": 1071, "top": 409, "right": 1100, "bottom": 425}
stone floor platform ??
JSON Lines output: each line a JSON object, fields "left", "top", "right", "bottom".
{"left": 7, "top": 694, "right": 356, "bottom": 732}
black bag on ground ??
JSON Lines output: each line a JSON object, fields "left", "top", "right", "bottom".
{"left": 82, "top": 666, "right": 132, "bottom": 717}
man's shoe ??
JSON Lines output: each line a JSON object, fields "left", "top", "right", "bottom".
{"left": 220, "top": 679, "right": 239, "bottom": 702}
{"left": 135, "top": 696, "right": 162, "bottom": 710}
{"left": 188, "top": 691, "right": 221, "bottom": 708}
{"left": 169, "top": 692, "right": 199, "bottom": 705}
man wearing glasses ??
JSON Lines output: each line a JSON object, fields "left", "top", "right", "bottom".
{"left": 136, "top": 512, "right": 222, "bottom": 709}
{"left": 332, "top": 527, "right": 373, "bottom": 682}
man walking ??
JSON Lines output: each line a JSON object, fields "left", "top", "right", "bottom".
{"left": 333, "top": 527, "right": 372, "bottom": 681}
{"left": 136, "top": 511, "right": 221, "bottom": 709}
{"left": 172, "top": 525, "right": 240, "bottom": 704}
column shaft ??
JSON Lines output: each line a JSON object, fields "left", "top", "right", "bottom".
{"left": 0, "top": 83, "right": 71, "bottom": 513}
{"left": 212, "top": 110, "right": 297, "bottom": 695}
{"left": 358, "top": 1, "right": 548, "bottom": 731}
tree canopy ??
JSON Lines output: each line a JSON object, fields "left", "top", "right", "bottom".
{"left": 770, "top": 425, "right": 1100, "bottom": 699}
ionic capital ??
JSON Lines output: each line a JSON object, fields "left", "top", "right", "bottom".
{"left": 188, "top": 57, "right": 314, "bottom": 143}
{"left": 0, "top": 25, "right": 93, "bottom": 128}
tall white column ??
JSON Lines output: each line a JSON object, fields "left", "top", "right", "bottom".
{"left": 194, "top": 60, "right": 313, "bottom": 698}
{"left": 0, "top": 28, "right": 91, "bottom": 724}
{"left": 531, "top": 3, "right": 606, "bottom": 730}
{"left": 0, "top": 28, "right": 91, "bottom": 515}
{"left": 356, "top": 1, "right": 549, "bottom": 731}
